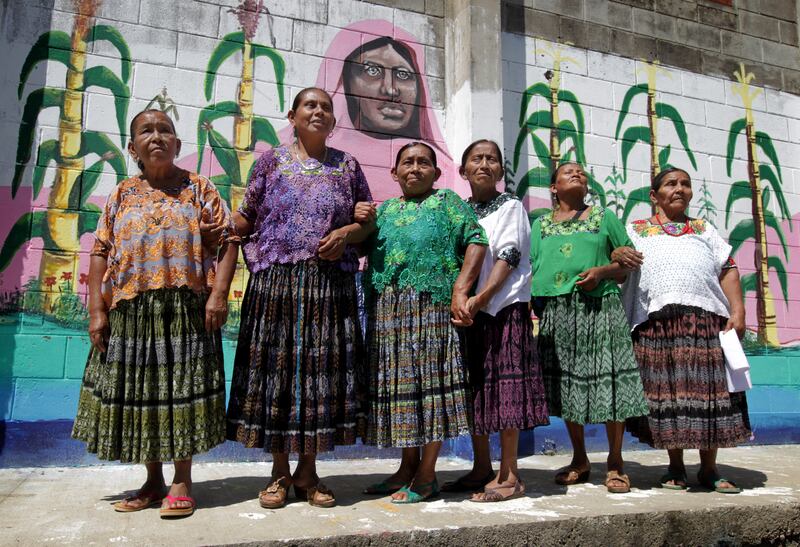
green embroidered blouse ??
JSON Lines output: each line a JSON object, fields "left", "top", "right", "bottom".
{"left": 530, "top": 206, "right": 632, "bottom": 298}
{"left": 364, "top": 189, "right": 488, "bottom": 304}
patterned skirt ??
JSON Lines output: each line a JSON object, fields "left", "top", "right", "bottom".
{"left": 72, "top": 287, "right": 227, "bottom": 463}
{"left": 539, "top": 291, "right": 649, "bottom": 424}
{"left": 366, "top": 285, "right": 471, "bottom": 448}
{"left": 466, "top": 302, "right": 549, "bottom": 434}
{"left": 226, "top": 262, "right": 366, "bottom": 454}
{"left": 626, "top": 305, "right": 752, "bottom": 449}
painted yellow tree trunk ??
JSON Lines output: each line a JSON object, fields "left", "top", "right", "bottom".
{"left": 548, "top": 73, "right": 560, "bottom": 174}
{"left": 40, "top": 10, "right": 92, "bottom": 310}
{"left": 233, "top": 39, "right": 255, "bottom": 210}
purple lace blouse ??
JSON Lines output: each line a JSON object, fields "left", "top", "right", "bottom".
{"left": 239, "top": 145, "right": 373, "bottom": 272}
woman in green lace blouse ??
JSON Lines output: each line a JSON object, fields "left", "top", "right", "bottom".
{"left": 531, "top": 162, "right": 648, "bottom": 494}
{"left": 361, "top": 142, "right": 488, "bottom": 503}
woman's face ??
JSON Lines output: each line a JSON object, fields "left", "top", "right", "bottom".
{"left": 551, "top": 163, "right": 588, "bottom": 201}
{"left": 288, "top": 89, "right": 335, "bottom": 139}
{"left": 461, "top": 142, "right": 504, "bottom": 193}
{"left": 392, "top": 145, "right": 440, "bottom": 199}
{"left": 652, "top": 170, "right": 693, "bottom": 216}
{"left": 128, "top": 111, "right": 180, "bottom": 171}
{"left": 349, "top": 44, "right": 419, "bottom": 134}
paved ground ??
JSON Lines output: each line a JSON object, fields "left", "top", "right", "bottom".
{"left": 1, "top": 445, "right": 799, "bottom": 546}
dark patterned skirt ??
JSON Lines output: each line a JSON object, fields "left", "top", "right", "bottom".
{"left": 366, "top": 285, "right": 471, "bottom": 448}
{"left": 226, "top": 262, "right": 366, "bottom": 454}
{"left": 539, "top": 291, "right": 649, "bottom": 424}
{"left": 466, "top": 302, "right": 549, "bottom": 434}
{"left": 626, "top": 305, "right": 752, "bottom": 450}
{"left": 72, "top": 287, "right": 227, "bottom": 463}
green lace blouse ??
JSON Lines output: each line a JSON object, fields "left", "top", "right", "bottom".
{"left": 530, "top": 206, "right": 632, "bottom": 298}
{"left": 364, "top": 189, "right": 488, "bottom": 304}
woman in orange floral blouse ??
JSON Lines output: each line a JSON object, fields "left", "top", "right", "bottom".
{"left": 72, "top": 110, "right": 240, "bottom": 518}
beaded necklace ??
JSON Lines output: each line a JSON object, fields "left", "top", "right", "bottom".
{"left": 652, "top": 214, "right": 694, "bottom": 237}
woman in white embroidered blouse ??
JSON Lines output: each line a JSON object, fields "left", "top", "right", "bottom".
{"left": 614, "top": 167, "right": 751, "bottom": 494}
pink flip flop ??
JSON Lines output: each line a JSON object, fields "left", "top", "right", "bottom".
{"left": 159, "top": 494, "right": 196, "bottom": 518}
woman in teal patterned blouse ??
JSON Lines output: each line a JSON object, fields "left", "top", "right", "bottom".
{"left": 360, "top": 142, "right": 488, "bottom": 503}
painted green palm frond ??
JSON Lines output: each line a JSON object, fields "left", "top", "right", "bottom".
{"left": 251, "top": 43, "right": 286, "bottom": 111}
{"left": 767, "top": 255, "right": 790, "bottom": 304}
{"left": 724, "top": 180, "right": 752, "bottom": 229}
{"left": 196, "top": 101, "right": 238, "bottom": 170}
{"left": 529, "top": 207, "right": 551, "bottom": 224}
{"left": 655, "top": 102, "right": 697, "bottom": 170}
{"left": 759, "top": 164, "right": 791, "bottom": 224}
{"left": 205, "top": 32, "right": 245, "bottom": 101}
{"left": 729, "top": 214, "right": 788, "bottom": 260}
{"left": 587, "top": 174, "right": 607, "bottom": 209}
{"left": 211, "top": 174, "right": 232, "bottom": 204}
{"left": 17, "top": 31, "right": 73, "bottom": 98}
{"left": 620, "top": 125, "right": 650, "bottom": 182}
{"left": 755, "top": 131, "right": 783, "bottom": 183}
{"left": 513, "top": 112, "right": 551, "bottom": 170}
{"left": 557, "top": 89, "right": 586, "bottom": 132}
{"left": 763, "top": 209, "right": 789, "bottom": 259}
{"left": 725, "top": 118, "right": 747, "bottom": 176}
{"left": 518, "top": 82, "right": 550, "bottom": 126}
{"left": 68, "top": 159, "right": 106, "bottom": 209}
{"left": 515, "top": 166, "right": 550, "bottom": 199}
{"left": 251, "top": 116, "right": 280, "bottom": 149}
{"left": 13, "top": 88, "right": 65, "bottom": 196}
{"left": 556, "top": 119, "right": 580, "bottom": 158}
{"left": 763, "top": 187, "right": 772, "bottom": 210}
{"left": 87, "top": 25, "right": 132, "bottom": 82}
{"left": 78, "top": 131, "right": 126, "bottom": 181}
{"left": 0, "top": 211, "right": 46, "bottom": 272}
{"left": 614, "top": 83, "right": 648, "bottom": 140}
{"left": 658, "top": 145, "right": 671, "bottom": 170}
{"left": 621, "top": 186, "right": 651, "bottom": 223}
{"left": 78, "top": 203, "right": 103, "bottom": 235}
{"left": 31, "top": 139, "right": 59, "bottom": 199}
{"left": 740, "top": 272, "right": 756, "bottom": 295}
{"left": 207, "top": 128, "right": 242, "bottom": 187}
{"left": 82, "top": 66, "right": 130, "bottom": 145}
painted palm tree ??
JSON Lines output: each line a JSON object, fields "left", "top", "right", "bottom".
{"left": 512, "top": 44, "right": 605, "bottom": 206}
{"left": 725, "top": 63, "right": 791, "bottom": 346}
{"left": 146, "top": 86, "right": 180, "bottom": 120}
{"left": 616, "top": 61, "right": 697, "bottom": 222}
{"left": 695, "top": 178, "right": 717, "bottom": 223}
{"left": 196, "top": 0, "right": 285, "bottom": 210}
{"left": 3, "top": 0, "right": 130, "bottom": 312}
{"left": 604, "top": 165, "right": 627, "bottom": 217}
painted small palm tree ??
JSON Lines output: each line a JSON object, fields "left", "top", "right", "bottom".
{"left": 196, "top": 0, "right": 285, "bottom": 210}
{"left": 512, "top": 44, "right": 605, "bottom": 206}
{"left": 2, "top": 0, "right": 130, "bottom": 312}
{"left": 145, "top": 86, "right": 180, "bottom": 120}
{"left": 616, "top": 61, "right": 697, "bottom": 222}
{"left": 725, "top": 63, "right": 791, "bottom": 346}
{"left": 695, "top": 179, "right": 717, "bottom": 223}
{"left": 603, "top": 165, "right": 627, "bottom": 217}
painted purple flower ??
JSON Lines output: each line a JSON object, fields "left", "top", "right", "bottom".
{"left": 229, "top": 0, "right": 270, "bottom": 42}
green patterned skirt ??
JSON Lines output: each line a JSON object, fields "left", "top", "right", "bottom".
{"left": 538, "top": 291, "right": 648, "bottom": 424}
{"left": 72, "top": 287, "right": 227, "bottom": 463}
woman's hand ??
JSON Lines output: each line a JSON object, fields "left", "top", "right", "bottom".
{"left": 354, "top": 201, "right": 377, "bottom": 224}
{"left": 466, "top": 294, "right": 486, "bottom": 318}
{"left": 724, "top": 311, "right": 746, "bottom": 339}
{"left": 318, "top": 228, "right": 349, "bottom": 261}
{"left": 205, "top": 291, "right": 229, "bottom": 332}
{"left": 576, "top": 267, "right": 603, "bottom": 292}
{"left": 451, "top": 291, "right": 473, "bottom": 327}
{"left": 200, "top": 220, "right": 223, "bottom": 252}
{"left": 88, "top": 309, "right": 110, "bottom": 353}
{"left": 610, "top": 246, "right": 644, "bottom": 270}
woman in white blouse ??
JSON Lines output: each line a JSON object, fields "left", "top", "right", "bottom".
{"left": 614, "top": 167, "right": 751, "bottom": 493}
{"left": 441, "top": 140, "right": 549, "bottom": 502}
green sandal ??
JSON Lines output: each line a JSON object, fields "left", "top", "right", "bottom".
{"left": 698, "top": 472, "right": 741, "bottom": 494}
{"left": 659, "top": 471, "right": 688, "bottom": 490}
{"left": 391, "top": 479, "right": 440, "bottom": 504}
{"left": 362, "top": 480, "right": 404, "bottom": 495}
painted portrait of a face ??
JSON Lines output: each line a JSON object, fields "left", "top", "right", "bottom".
{"left": 343, "top": 36, "right": 421, "bottom": 138}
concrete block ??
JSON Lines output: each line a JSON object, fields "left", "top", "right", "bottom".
{"left": 589, "top": 106, "right": 618, "bottom": 138}
{"left": 785, "top": 70, "right": 800, "bottom": 98}
{"left": 613, "top": 0, "right": 654, "bottom": 9}
{"left": 502, "top": 59, "right": 530, "bottom": 94}
{"left": 394, "top": 7, "right": 444, "bottom": 46}
{"left": 217, "top": 9, "right": 293, "bottom": 52}
{"left": 328, "top": 0, "right": 394, "bottom": 29}
{"left": 751, "top": 110, "right": 791, "bottom": 142}
{"left": 425, "top": 0, "right": 445, "bottom": 18}
{"left": 393, "top": 0, "right": 427, "bottom": 13}
{"left": 533, "top": 0, "right": 584, "bottom": 18}
{"left": 657, "top": 92, "right": 706, "bottom": 126}
{"left": 761, "top": 41, "right": 800, "bottom": 71}
{"left": 587, "top": 50, "right": 635, "bottom": 84}
{"left": 559, "top": 17, "right": 611, "bottom": 53}
{"left": 656, "top": 39, "right": 702, "bottom": 73}
{"left": 427, "top": 76, "right": 445, "bottom": 109}
{"left": 64, "top": 335, "right": 90, "bottom": 380}
{"left": 282, "top": 51, "right": 324, "bottom": 89}
{"left": 92, "top": 19, "right": 178, "bottom": 67}
{"left": 759, "top": 0, "right": 797, "bottom": 22}
{"left": 681, "top": 72, "right": 725, "bottom": 104}
{"left": 607, "top": 1, "right": 633, "bottom": 30}
{"left": 779, "top": 21, "right": 798, "bottom": 46}
{"left": 176, "top": 33, "right": 237, "bottom": 79}
{"left": 424, "top": 45, "right": 445, "bottom": 78}
{"left": 267, "top": 0, "right": 328, "bottom": 24}
{"left": 608, "top": 29, "right": 657, "bottom": 61}
{"left": 139, "top": 0, "right": 220, "bottom": 37}
{"left": 632, "top": 7, "right": 675, "bottom": 41}
{"left": 654, "top": 0, "right": 697, "bottom": 20}
{"left": 674, "top": 20, "right": 721, "bottom": 52}
{"left": 5, "top": 334, "right": 66, "bottom": 379}
{"left": 132, "top": 63, "right": 207, "bottom": 108}
{"left": 524, "top": 8, "right": 561, "bottom": 42}
{"left": 562, "top": 72, "right": 613, "bottom": 109}
{"left": 54, "top": 0, "right": 141, "bottom": 24}
{"left": 740, "top": 10, "right": 781, "bottom": 41}
{"left": 584, "top": 133, "right": 617, "bottom": 167}
{"left": 770, "top": 88, "right": 800, "bottom": 120}
{"left": 698, "top": 5, "right": 737, "bottom": 31}
{"left": 502, "top": 2, "right": 526, "bottom": 34}
{"left": 291, "top": 20, "right": 339, "bottom": 58}
{"left": 11, "top": 378, "right": 81, "bottom": 421}
{"left": 724, "top": 74, "right": 768, "bottom": 111}
{"left": 535, "top": 39, "right": 587, "bottom": 76}
{"left": 703, "top": 52, "right": 783, "bottom": 90}
{"left": 634, "top": 59, "right": 682, "bottom": 94}
{"left": 705, "top": 101, "right": 747, "bottom": 132}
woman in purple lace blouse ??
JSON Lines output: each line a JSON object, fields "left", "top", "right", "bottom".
{"left": 225, "top": 87, "right": 375, "bottom": 509}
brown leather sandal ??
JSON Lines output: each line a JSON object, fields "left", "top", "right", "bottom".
{"left": 554, "top": 467, "right": 590, "bottom": 485}
{"left": 469, "top": 480, "right": 526, "bottom": 503}
{"left": 294, "top": 482, "right": 336, "bottom": 508}
{"left": 259, "top": 476, "right": 291, "bottom": 509}
{"left": 605, "top": 470, "right": 631, "bottom": 494}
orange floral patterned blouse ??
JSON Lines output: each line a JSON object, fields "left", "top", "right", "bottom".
{"left": 91, "top": 173, "right": 238, "bottom": 309}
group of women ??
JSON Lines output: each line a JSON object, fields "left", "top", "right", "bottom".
{"left": 71, "top": 85, "right": 751, "bottom": 519}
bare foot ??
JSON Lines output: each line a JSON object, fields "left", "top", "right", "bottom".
{"left": 161, "top": 481, "right": 193, "bottom": 511}
{"left": 114, "top": 480, "right": 166, "bottom": 511}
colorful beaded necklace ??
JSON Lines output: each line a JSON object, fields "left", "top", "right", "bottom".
{"left": 652, "top": 213, "right": 694, "bottom": 237}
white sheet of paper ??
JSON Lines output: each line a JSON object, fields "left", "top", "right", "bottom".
{"left": 719, "top": 329, "right": 752, "bottom": 392}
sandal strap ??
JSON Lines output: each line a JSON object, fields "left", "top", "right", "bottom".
{"left": 606, "top": 471, "right": 630, "bottom": 486}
